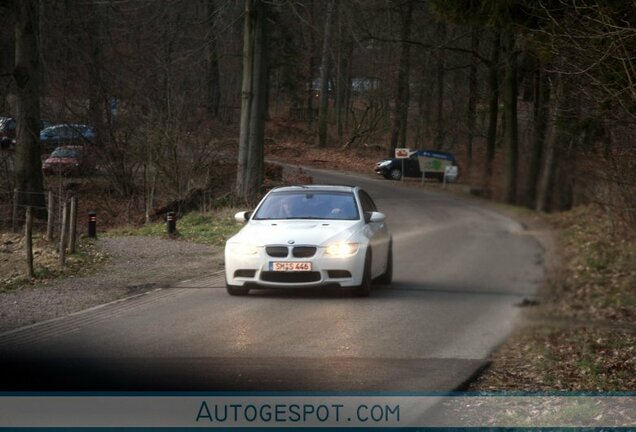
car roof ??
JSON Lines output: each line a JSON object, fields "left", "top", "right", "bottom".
{"left": 44, "top": 123, "right": 89, "bottom": 130}
{"left": 410, "top": 149, "right": 456, "bottom": 160}
{"left": 269, "top": 185, "right": 357, "bottom": 193}
{"left": 54, "top": 145, "right": 83, "bottom": 150}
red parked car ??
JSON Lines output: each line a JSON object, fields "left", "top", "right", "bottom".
{"left": 42, "top": 145, "right": 93, "bottom": 176}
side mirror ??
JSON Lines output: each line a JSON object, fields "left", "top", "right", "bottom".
{"left": 365, "top": 211, "right": 385, "bottom": 223}
{"left": 234, "top": 211, "right": 251, "bottom": 223}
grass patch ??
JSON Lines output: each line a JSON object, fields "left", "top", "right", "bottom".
{"left": 107, "top": 208, "right": 242, "bottom": 246}
{"left": 0, "top": 235, "right": 108, "bottom": 292}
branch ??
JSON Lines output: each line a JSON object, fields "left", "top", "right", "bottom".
{"left": 362, "top": 33, "right": 492, "bottom": 65}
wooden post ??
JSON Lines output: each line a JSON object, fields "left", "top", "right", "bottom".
{"left": 25, "top": 206, "right": 34, "bottom": 278}
{"left": 58, "top": 200, "right": 68, "bottom": 267}
{"left": 12, "top": 188, "right": 19, "bottom": 232}
{"left": 68, "top": 196, "right": 77, "bottom": 254}
{"left": 46, "top": 191, "right": 54, "bottom": 241}
{"left": 68, "top": 197, "right": 77, "bottom": 253}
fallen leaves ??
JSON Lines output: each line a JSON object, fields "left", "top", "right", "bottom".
{"left": 472, "top": 204, "right": 636, "bottom": 391}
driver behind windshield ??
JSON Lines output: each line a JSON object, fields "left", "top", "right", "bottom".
{"left": 254, "top": 192, "right": 358, "bottom": 220}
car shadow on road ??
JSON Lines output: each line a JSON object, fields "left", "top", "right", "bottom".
{"left": 243, "top": 280, "right": 531, "bottom": 300}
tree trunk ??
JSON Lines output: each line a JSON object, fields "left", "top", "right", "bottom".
{"left": 0, "top": 20, "right": 14, "bottom": 114}
{"left": 483, "top": 30, "right": 500, "bottom": 193}
{"left": 88, "top": 1, "right": 104, "bottom": 139}
{"left": 205, "top": 0, "right": 221, "bottom": 117}
{"left": 236, "top": 0, "right": 267, "bottom": 202}
{"left": 343, "top": 41, "right": 353, "bottom": 132}
{"left": 502, "top": 31, "right": 518, "bottom": 204}
{"left": 536, "top": 74, "right": 576, "bottom": 212}
{"left": 541, "top": 74, "right": 577, "bottom": 212}
{"left": 317, "top": 0, "right": 335, "bottom": 148}
{"left": 14, "top": 0, "right": 45, "bottom": 218}
{"left": 245, "top": 0, "right": 267, "bottom": 201}
{"left": 389, "top": 0, "right": 414, "bottom": 157}
{"left": 434, "top": 21, "right": 446, "bottom": 150}
{"left": 417, "top": 53, "right": 432, "bottom": 142}
{"left": 335, "top": 14, "right": 344, "bottom": 143}
{"left": 236, "top": 0, "right": 255, "bottom": 199}
{"left": 525, "top": 65, "right": 550, "bottom": 209}
{"left": 304, "top": 0, "right": 316, "bottom": 127}
{"left": 466, "top": 27, "right": 479, "bottom": 176}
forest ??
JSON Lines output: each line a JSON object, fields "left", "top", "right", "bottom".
{"left": 1, "top": 0, "right": 635, "bottom": 232}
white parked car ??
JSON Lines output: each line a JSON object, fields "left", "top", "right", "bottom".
{"left": 224, "top": 185, "right": 392, "bottom": 297}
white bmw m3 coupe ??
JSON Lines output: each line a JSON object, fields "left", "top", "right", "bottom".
{"left": 224, "top": 185, "right": 392, "bottom": 296}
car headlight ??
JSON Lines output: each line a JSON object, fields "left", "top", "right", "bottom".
{"left": 377, "top": 160, "right": 391, "bottom": 168}
{"left": 325, "top": 242, "right": 359, "bottom": 257}
{"left": 228, "top": 243, "right": 259, "bottom": 256}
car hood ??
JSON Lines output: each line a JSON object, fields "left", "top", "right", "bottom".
{"left": 229, "top": 219, "right": 362, "bottom": 246}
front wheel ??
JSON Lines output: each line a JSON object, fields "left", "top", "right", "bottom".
{"left": 376, "top": 242, "right": 392, "bottom": 285}
{"left": 352, "top": 250, "right": 372, "bottom": 297}
{"left": 389, "top": 168, "right": 402, "bottom": 180}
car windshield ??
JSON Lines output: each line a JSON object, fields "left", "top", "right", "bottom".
{"left": 51, "top": 148, "right": 80, "bottom": 158}
{"left": 253, "top": 191, "right": 359, "bottom": 221}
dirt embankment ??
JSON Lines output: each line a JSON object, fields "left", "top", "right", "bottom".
{"left": 471, "top": 205, "right": 635, "bottom": 391}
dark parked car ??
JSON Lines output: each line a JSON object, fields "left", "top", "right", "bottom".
{"left": 42, "top": 145, "right": 94, "bottom": 176}
{"left": 40, "top": 124, "right": 96, "bottom": 151}
{"left": 0, "top": 117, "right": 52, "bottom": 149}
{"left": 374, "top": 149, "right": 459, "bottom": 181}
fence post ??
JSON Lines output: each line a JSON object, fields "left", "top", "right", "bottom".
{"left": 25, "top": 206, "right": 34, "bottom": 279}
{"left": 167, "top": 212, "right": 176, "bottom": 236}
{"left": 46, "top": 191, "right": 54, "bottom": 242}
{"left": 68, "top": 196, "right": 77, "bottom": 254}
{"left": 12, "top": 188, "right": 18, "bottom": 232}
{"left": 59, "top": 200, "right": 69, "bottom": 267}
{"left": 88, "top": 211, "right": 97, "bottom": 238}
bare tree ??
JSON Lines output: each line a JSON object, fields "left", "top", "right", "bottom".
{"left": 13, "top": 0, "right": 45, "bottom": 217}
{"left": 483, "top": 30, "right": 500, "bottom": 194}
{"left": 205, "top": 0, "right": 221, "bottom": 116}
{"left": 236, "top": 0, "right": 267, "bottom": 202}
{"left": 389, "top": 0, "right": 414, "bottom": 156}
{"left": 502, "top": 30, "right": 518, "bottom": 204}
{"left": 465, "top": 26, "right": 479, "bottom": 175}
{"left": 316, "top": 0, "right": 335, "bottom": 148}
{"left": 525, "top": 63, "right": 550, "bottom": 208}
{"left": 433, "top": 21, "right": 446, "bottom": 150}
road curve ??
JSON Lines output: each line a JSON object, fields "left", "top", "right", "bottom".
{"left": 0, "top": 167, "right": 545, "bottom": 391}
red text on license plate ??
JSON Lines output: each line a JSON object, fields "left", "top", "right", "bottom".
{"left": 270, "top": 262, "right": 312, "bottom": 272}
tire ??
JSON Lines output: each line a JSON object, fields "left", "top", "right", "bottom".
{"left": 352, "top": 249, "right": 372, "bottom": 297}
{"left": 225, "top": 279, "right": 250, "bottom": 296}
{"left": 376, "top": 242, "right": 393, "bottom": 285}
{"left": 389, "top": 168, "right": 402, "bottom": 180}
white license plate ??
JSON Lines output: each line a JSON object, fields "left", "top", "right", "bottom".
{"left": 269, "top": 262, "right": 312, "bottom": 272}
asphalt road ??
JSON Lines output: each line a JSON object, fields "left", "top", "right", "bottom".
{"left": 0, "top": 167, "right": 545, "bottom": 391}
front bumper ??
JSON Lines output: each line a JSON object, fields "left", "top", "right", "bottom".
{"left": 43, "top": 164, "right": 80, "bottom": 176}
{"left": 374, "top": 166, "right": 390, "bottom": 177}
{"left": 225, "top": 245, "right": 366, "bottom": 288}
